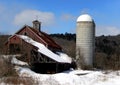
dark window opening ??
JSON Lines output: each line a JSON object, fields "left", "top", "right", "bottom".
{"left": 24, "top": 32, "right": 27, "bottom": 35}
{"left": 9, "top": 44, "right": 21, "bottom": 54}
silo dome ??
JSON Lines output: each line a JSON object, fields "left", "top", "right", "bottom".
{"left": 77, "top": 14, "right": 93, "bottom": 22}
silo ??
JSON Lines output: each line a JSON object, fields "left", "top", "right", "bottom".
{"left": 76, "top": 14, "right": 95, "bottom": 68}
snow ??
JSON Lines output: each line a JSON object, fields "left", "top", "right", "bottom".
{"left": 11, "top": 57, "right": 28, "bottom": 66}
{"left": 0, "top": 82, "right": 7, "bottom": 85}
{"left": 15, "top": 66, "right": 120, "bottom": 85}
{"left": 57, "top": 52, "right": 72, "bottom": 63}
{"left": 11, "top": 58, "right": 120, "bottom": 85}
{"left": 17, "top": 35, "right": 71, "bottom": 63}
{"left": 1, "top": 55, "right": 120, "bottom": 85}
{"left": 1, "top": 55, "right": 28, "bottom": 66}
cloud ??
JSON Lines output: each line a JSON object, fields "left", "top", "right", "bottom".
{"left": 96, "top": 25, "right": 120, "bottom": 36}
{"left": 61, "top": 13, "right": 76, "bottom": 21}
{"left": 13, "top": 10, "right": 55, "bottom": 26}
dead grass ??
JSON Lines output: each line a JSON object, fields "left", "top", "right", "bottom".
{"left": 0, "top": 56, "right": 17, "bottom": 77}
{"left": 0, "top": 56, "right": 38, "bottom": 85}
{"left": 0, "top": 77, "right": 37, "bottom": 85}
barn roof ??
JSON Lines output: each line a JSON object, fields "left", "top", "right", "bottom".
{"left": 17, "top": 35, "right": 70, "bottom": 63}
{"left": 15, "top": 25, "right": 62, "bottom": 49}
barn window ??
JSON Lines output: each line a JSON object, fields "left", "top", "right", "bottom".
{"left": 24, "top": 32, "right": 27, "bottom": 36}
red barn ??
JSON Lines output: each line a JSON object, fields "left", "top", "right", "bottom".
{"left": 5, "top": 20, "right": 72, "bottom": 73}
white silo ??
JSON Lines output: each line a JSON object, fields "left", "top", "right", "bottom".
{"left": 76, "top": 14, "right": 95, "bottom": 69}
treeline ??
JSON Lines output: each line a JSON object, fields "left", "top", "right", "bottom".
{"left": 95, "top": 35, "right": 120, "bottom": 70}
{"left": 50, "top": 32, "right": 76, "bottom": 41}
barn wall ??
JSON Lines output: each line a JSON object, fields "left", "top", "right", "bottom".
{"left": 5, "top": 35, "right": 38, "bottom": 64}
{"left": 7, "top": 35, "right": 22, "bottom": 54}
{"left": 9, "top": 35, "right": 22, "bottom": 44}
{"left": 19, "top": 40, "right": 38, "bottom": 64}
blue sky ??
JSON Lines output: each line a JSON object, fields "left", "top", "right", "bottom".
{"left": 0, "top": 0, "right": 120, "bottom": 36}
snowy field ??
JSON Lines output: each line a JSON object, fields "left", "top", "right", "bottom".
{"left": 14, "top": 66, "right": 120, "bottom": 85}
{"left": 1, "top": 55, "right": 120, "bottom": 85}
{"left": 8, "top": 57, "right": 120, "bottom": 85}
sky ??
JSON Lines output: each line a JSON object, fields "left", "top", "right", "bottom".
{"left": 0, "top": 0, "right": 120, "bottom": 36}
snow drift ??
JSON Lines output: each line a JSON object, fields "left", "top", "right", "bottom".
{"left": 15, "top": 66, "right": 120, "bottom": 85}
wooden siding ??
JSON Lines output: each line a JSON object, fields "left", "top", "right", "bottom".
{"left": 15, "top": 26, "right": 62, "bottom": 50}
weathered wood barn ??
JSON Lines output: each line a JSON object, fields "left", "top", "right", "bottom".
{"left": 5, "top": 20, "right": 72, "bottom": 74}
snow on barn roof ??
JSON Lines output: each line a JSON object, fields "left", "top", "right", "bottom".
{"left": 17, "top": 35, "right": 71, "bottom": 63}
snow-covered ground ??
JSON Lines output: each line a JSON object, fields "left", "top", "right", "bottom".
{"left": 1, "top": 55, "right": 120, "bottom": 85}
{"left": 9, "top": 57, "right": 120, "bottom": 85}
{"left": 14, "top": 66, "right": 120, "bottom": 85}
{"left": 1, "top": 56, "right": 120, "bottom": 85}
{"left": 11, "top": 57, "right": 28, "bottom": 66}
{"left": 11, "top": 56, "right": 120, "bottom": 85}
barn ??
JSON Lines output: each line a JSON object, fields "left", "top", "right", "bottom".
{"left": 5, "top": 20, "right": 73, "bottom": 74}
